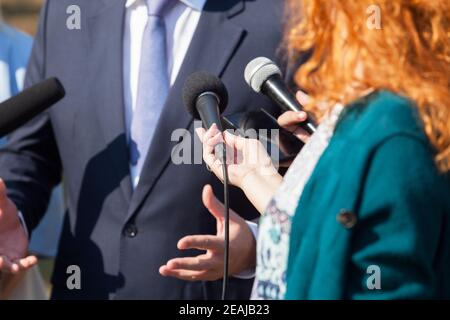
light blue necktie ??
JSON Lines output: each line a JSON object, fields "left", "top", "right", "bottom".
{"left": 129, "top": 0, "right": 172, "bottom": 175}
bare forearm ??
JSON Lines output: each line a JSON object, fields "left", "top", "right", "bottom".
{"left": 241, "top": 170, "right": 283, "bottom": 214}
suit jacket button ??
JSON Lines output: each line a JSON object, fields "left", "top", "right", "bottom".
{"left": 124, "top": 224, "right": 138, "bottom": 238}
{"left": 337, "top": 210, "right": 357, "bottom": 229}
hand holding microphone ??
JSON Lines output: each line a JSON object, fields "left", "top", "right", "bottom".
{"left": 0, "top": 78, "right": 65, "bottom": 275}
{"left": 195, "top": 126, "right": 279, "bottom": 192}
{"left": 277, "top": 91, "right": 313, "bottom": 144}
{"left": 183, "top": 72, "right": 232, "bottom": 300}
{"left": 245, "top": 57, "right": 317, "bottom": 136}
{"left": 162, "top": 63, "right": 315, "bottom": 289}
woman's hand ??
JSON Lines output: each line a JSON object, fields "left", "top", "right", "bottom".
{"left": 277, "top": 91, "right": 313, "bottom": 144}
{"left": 196, "top": 125, "right": 283, "bottom": 213}
{"left": 196, "top": 124, "right": 278, "bottom": 190}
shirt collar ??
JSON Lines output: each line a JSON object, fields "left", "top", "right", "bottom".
{"left": 125, "top": 0, "right": 206, "bottom": 11}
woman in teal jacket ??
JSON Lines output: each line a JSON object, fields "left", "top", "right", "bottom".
{"left": 162, "top": 0, "right": 450, "bottom": 299}
{"left": 279, "top": 0, "right": 450, "bottom": 299}
{"left": 285, "top": 91, "right": 450, "bottom": 299}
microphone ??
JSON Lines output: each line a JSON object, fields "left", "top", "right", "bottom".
{"left": 183, "top": 71, "right": 228, "bottom": 132}
{"left": 0, "top": 78, "right": 66, "bottom": 137}
{"left": 244, "top": 57, "right": 316, "bottom": 134}
{"left": 183, "top": 72, "right": 231, "bottom": 301}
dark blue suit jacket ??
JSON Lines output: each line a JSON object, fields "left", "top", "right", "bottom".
{"left": 0, "top": 0, "right": 284, "bottom": 299}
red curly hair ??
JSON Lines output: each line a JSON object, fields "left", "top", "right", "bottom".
{"left": 285, "top": 0, "right": 450, "bottom": 172}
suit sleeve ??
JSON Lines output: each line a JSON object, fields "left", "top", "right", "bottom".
{"left": 0, "top": 0, "right": 62, "bottom": 232}
{"left": 347, "top": 134, "right": 448, "bottom": 299}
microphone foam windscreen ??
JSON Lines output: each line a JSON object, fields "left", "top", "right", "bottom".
{"left": 183, "top": 72, "right": 228, "bottom": 120}
{"left": 0, "top": 77, "right": 65, "bottom": 137}
{"left": 245, "top": 57, "right": 282, "bottom": 92}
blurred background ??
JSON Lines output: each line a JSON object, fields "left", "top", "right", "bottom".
{"left": 2, "top": 0, "right": 43, "bottom": 35}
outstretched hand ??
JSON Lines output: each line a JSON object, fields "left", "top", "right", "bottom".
{"left": 159, "top": 185, "right": 256, "bottom": 281}
{"left": 0, "top": 179, "right": 37, "bottom": 274}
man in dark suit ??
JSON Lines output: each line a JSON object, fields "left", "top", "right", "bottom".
{"left": 0, "top": 0, "right": 283, "bottom": 299}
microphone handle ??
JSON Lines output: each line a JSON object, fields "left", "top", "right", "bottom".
{"left": 262, "top": 76, "right": 316, "bottom": 135}
{"left": 196, "top": 93, "right": 225, "bottom": 159}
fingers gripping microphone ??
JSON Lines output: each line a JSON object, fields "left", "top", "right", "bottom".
{"left": 0, "top": 78, "right": 66, "bottom": 137}
{"left": 183, "top": 72, "right": 231, "bottom": 301}
{"left": 245, "top": 57, "right": 316, "bottom": 134}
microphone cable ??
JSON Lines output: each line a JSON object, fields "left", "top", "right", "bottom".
{"left": 218, "top": 141, "right": 230, "bottom": 301}
{"left": 181, "top": 71, "right": 231, "bottom": 300}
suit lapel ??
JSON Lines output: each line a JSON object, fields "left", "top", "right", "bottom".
{"left": 126, "top": 1, "right": 246, "bottom": 220}
{"left": 87, "top": 0, "right": 133, "bottom": 203}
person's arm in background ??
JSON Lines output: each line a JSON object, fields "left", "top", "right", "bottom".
{"left": 0, "top": 1, "right": 61, "bottom": 272}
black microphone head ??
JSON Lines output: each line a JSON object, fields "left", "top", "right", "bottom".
{"left": 183, "top": 72, "right": 228, "bottom": 120}
{"left": 31, "top": 78, "right": 66, "bottom": 103}
{"left": 0, "top": 77, "right": 66, "bottom": 137}
{"left": 44, "top": 77, "right": 66, "bottom": 99}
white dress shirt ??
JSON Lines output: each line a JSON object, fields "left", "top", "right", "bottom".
{"left": 124, "top": 0, "right": 206, "bottom": 188}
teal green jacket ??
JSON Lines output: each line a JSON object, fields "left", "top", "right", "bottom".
{"left": 286, "top": 91, "right": 450, "bottom": 299}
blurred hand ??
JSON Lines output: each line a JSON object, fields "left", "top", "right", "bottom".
{"left": 0, "top": 179, "right": 37, "bottom": 275}
{"left": 277, "top": 91, "right": 313, "bottom": 144}
{"left": 195, "top": 124, "right": 278, "bottom": 190}
{"left": 159, "top": 185, "right": 256, "bottom": 281}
